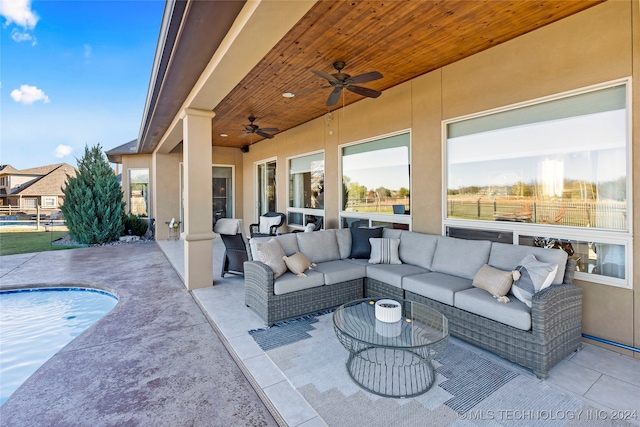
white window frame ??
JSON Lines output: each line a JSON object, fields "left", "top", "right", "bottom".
{"left": 442, "top": 79, "right": 633, "bottom": 289}
{"left": 339, "top": 129, "right": 412, "bottom": 229}
{"left": 128, "top": 168, "right": 150, "bottom": 218}
{"left": 23, "top": 198, "right": 37, "bottom": 209}
{"left": 212, "top": 163, "right": 235, "bottom": 220}
{"left": 41, "top": 196, "right": 57, "bottom": 208}
{"left": 254, "top": 157, "right": 278, "bottom": 222}
{"left": 286, "top": 150, "right": 325, "bottom": 231}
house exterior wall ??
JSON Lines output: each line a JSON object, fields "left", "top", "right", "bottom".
{"left": 240, "top": 0, "right": 639, "bottom": 356}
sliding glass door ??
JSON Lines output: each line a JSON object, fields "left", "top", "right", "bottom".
{"left": 256, "top": 159, "right": 277, "bottom": 218}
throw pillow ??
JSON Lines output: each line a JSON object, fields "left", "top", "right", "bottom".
{"left": 369, "top": 238, "right": 402, "bottom": 265}
{"left": 349, "top": 227, "right": 383, "bottom": 259}
{"left": 472, "top": 264, "right": 514, "bottom": 303}
{"left": 253, "top": 239, "right": 288, "bottom": 279}
{"left": 283, "top": 252, "right": 317, "bottom": 277}
{"left": 259, "top": 215, "right": 281, "bottom": 234}
{"left": 512, "top": 254, "right": 558, "bottom": 308}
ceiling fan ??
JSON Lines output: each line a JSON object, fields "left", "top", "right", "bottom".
{"left": 312, "top": 61, "right": 383, "bottom": 107}
{"left": 240, "top": 116, "right": 279, "bottom": 139}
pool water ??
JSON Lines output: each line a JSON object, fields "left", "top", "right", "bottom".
{"left": 0, "top": 288, "right": 118, "bottom": 406}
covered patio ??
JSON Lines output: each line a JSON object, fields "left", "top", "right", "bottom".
{"left": 108, "top": 0, "right": 639, "bottom": 391}
{"left": 1, "top": 242, "right": 638, "bottom": 426}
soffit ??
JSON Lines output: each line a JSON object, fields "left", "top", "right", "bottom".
{"left": 209, "top": 0, "right": 604, "bottom": 148}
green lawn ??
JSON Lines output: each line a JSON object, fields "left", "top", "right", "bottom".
{"left": 0, "top": 231, "right": 82, "bottom": 256}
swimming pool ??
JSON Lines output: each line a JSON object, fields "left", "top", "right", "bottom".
{"left": 0, "top": 287, "right": 118, "bottom": 406}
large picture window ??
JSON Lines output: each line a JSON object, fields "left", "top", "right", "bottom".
{"left": 341, "top": 131, "right": 410, "bottom": 230}
{"left": 444, "top": 81, "right": 631, "bottom": 288}
{"left": 129, "top": 169, "right": 149, "bottom": 217}
{"left": 287, "top": 152, "right": 324, "bottom": 229}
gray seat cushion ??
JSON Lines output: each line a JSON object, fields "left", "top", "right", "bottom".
{"left": 296, "top": 230, "right": 341, "bottom": 263}
{"left": 403, "top": 272, "right": 473, "bottom": 306}
{"left": 489, "top": 242, "right": 568, "bottom": 285}
{"left": 313, "top": 260, "right": 366, "bottom": 285}
{"left": 399, "top": 231, "right": 439, "bottom": 270}
{"left": 366, "top": 264, "right": 429, "bottom": 289}
{"left": 345, "top": 258, "right": 370, "bottom": 266}
{"left": 431, "top": 236, "right": 491, "bottom": 280}
{"left": 273, "top": 270, "right": 325, "bottom": 295}
{"left": 454, "top": 287, "right": 532, "bottom": 331}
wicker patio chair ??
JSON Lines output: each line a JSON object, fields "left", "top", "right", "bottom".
{"left": 249, "top": 212, "right": 285, "bottom": 238}
{"left": 214, "top": 218, "right": 249, "bottom": 277}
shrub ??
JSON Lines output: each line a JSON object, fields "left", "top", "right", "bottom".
{"left": 123, "top": 214, "right": 148, "bottom": 237}
{"left": 61, "top": 144, "right": 125, "bottom": 244}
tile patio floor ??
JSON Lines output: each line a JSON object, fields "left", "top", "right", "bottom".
{"left": 159, "top": 238, "right": 640, "bottom": 427}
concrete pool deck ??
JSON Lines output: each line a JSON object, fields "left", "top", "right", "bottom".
{"left": 0, "top": 243, "right": 280, "bottom": 426}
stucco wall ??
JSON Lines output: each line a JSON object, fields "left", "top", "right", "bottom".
{"left": 241, "top": 0, "right": 638, "bottom": 355}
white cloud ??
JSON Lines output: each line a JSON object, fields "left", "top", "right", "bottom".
{"left": 54, "top": 144, "right": 73, "bottom": 158}
{"left": 10, "top": 84, "right": 50, "bottom": 104}
{"left": 0, "top": 0, "right": 39, "bottom": 29}
{"left": 11, "top": 28, "right": 36, "bottom": 45}
{"left": 83, "top": 44, "right": 92, "bottom": 58}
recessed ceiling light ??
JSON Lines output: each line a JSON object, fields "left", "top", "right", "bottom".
{"left": 219, "top": 133, "right": 228, "bottom": 137}
{"left": 282, "top": 92, "right": 295, "bottom": 98}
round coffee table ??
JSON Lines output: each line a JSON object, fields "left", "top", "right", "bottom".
{"left": 333, "top": 298, "right": 448, "bottom": 398}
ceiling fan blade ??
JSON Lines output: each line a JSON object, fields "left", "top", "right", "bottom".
{"left": 256, "top": 130, "right": 274, "bottom": 139}
{"left": 239, "top": 132, "right": 251, "bottom": 138}
{"left": 259, "top": 127, "right": 279, "bottom": 133}
{"left": 346, "top": 71, "right": 383, "bottom": 85}
{"left": 326, "top": 87, "right": 342, "bottom": 106}
{"left": 312, "top": 69, "right": 339, "bottom": 84}
{"left": 243, "top": 124, "right": 254, "bottom": 132}
{"left": 347, "top": 85, "right": 381, "bottom": 98}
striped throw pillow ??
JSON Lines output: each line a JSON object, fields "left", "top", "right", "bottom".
{"left": 368, "top": 238, "right": 402, "bottom": 265}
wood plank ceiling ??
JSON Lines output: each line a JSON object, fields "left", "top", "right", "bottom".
{"left": 211, "top": 0, "right": 604, "bottom": 148}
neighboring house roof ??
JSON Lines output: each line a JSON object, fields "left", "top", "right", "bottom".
{"left": 105, "top": 139, "right": 139, "bottom": 164}
{"left": 2, "top": 163, "right": 77, "bottom": 197}
{"left": 0, "top": 165, "right": 20, "bottom": 174}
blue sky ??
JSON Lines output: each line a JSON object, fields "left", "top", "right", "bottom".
{"left": 0, "top": 0, "right": 164, "bottom": 170}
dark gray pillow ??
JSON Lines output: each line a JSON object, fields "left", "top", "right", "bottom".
{"left": 349, "top": 227, "right": 383, "bottom": 259}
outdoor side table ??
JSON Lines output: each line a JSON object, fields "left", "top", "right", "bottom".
{"left": 333, "top": 298, "right": 448, "bottom": 398}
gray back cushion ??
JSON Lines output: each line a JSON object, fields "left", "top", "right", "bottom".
{"left": 399, "top": 231, "right": 438, "bottom": 270}
{"left": 334, "top": 229, "right": 352, "bottom": 259}
{"left": 382, "top": 228, "right": 403, "bottom": 239}
{"left": 250, "top": 233, "right": 299, "bottom": 259}
{"left": 296, "top": 229, "right": 341, "bottom": 263}
{"left": 431, "top": 236, "right": 492, "bottom": 280}
{"left": 489, "top": 242, "right": 568, "bottom": 285}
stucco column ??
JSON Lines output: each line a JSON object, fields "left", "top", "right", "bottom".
{"left": 151, "top": 152, "right": 181, "bottom": 241}
{"left": 181, "top": 108, "right": 216, "bottom": 290}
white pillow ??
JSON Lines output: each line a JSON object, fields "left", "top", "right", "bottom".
{"left": 368, "top": 238, "right": 402, "bottom": 265}
{"left": 512, "top": 254, "right": 558, "bottom": 307}
{"left": 253, "top": 238, "right": 287, "bottom": 279}
{"left": 259, "top": 215, "right": 282, "bottom": 234}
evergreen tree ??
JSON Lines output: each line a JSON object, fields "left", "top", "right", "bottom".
{"left": 61, "top": 144, "right": 125, "bottom": 244}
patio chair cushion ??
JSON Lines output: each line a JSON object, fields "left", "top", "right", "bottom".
{"left": 403, "top": 272, "right": 473, "bottom": 306}
{"left": 472, "top": 264, "right": 514, "bottom": 300}
{"left": 431, "top": 236, "right": 491, "bottom": 280}
{"left": 350, "top": 227, "right": 383, "bottom": 259}
{"left": 283, "top": 252, "right": 316, "bottom": 277}
{"left": 455, "top": 287, "right": 532, "bottom": 330}
{"left": 368, "top": 238, "right": 401, "bottom": 264}
{"left": 259, "top": 215, "right": 283, "bottom": 234}
{"left": 273, "top": 270, "right": 325, "bottom": 295}
{"left": 253, "top": 238, "right": 288, "bottom": 279}
{"left": 512, "top": 254, "right": 558, "bottom": 308}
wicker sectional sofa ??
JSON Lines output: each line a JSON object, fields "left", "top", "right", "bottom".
{"left": 244, "top": 227, "right": 582, "bottom": 378}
